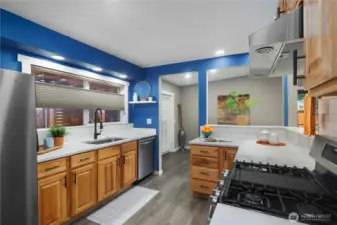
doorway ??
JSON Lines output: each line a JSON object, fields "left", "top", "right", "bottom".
{"left": 159, "top": 91, "right": 175, "bottom": 155}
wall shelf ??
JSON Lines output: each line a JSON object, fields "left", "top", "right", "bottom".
{"left": 129, "top": 101, "right": 156, "bottom": 104}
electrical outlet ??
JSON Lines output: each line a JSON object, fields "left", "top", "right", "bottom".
{"left": 147, "top": 118, "right": 152, "bottom": 124}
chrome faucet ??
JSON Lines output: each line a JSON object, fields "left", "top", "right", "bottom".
{"left": 94, "top": 108, "right": 103, "bottom": 139}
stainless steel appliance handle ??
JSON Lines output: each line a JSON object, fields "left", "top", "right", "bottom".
{"left": 140, "top": 140, "right": 153, "bottom": 145}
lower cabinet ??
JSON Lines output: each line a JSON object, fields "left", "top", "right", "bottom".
{"left": 71, "top": 163, "right": 97, "bottom": 216}
{"left": 98, "top": 155, "right": 121, "bottom": 201}
{"left": 223, "top": 148, "right": 237, "bottom": 170}
{"left": 38, "top": 172, "right": 68, "bottom": 225}
{"left": 37, "top": 140, "right": 141, "bottom": 225}
{"left": 122, "top": 150, "right": 137, "bottom": 187}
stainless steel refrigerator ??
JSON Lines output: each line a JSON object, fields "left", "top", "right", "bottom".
{"left": 0, "top": 69, "right": 38, "bottom": 225}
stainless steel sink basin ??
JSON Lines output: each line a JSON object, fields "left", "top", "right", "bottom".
{"left": 84, "top": 137, "right": 125, "bottom": 145}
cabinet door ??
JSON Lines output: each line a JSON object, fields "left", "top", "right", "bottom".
{"left": 304, "top": 0, "right": 337, "bottom": 90}
{"left": 223, "top": 149, "right": 237, "bottom": 170}
{"left": 72, "top": 163, "right": 97, "bottom": 215}
{"left": 122, "top": 150, "right": 137, "bottom": 187}
{"left": 98, "top": 155, "right": 120, "bottom": 201}
{"left": 38, "top": 172, "right": 67, "bottom": 225}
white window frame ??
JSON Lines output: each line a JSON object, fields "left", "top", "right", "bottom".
{"left": 18, "top": 54, "right": 129, "bottom": 125}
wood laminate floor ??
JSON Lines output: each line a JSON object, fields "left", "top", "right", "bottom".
{"left": 73, "top": 151, "right": 209, "bottom": 225}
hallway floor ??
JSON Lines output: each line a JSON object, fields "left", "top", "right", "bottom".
{"left": 73, "top": 151, "right": 209, "bottom": 225}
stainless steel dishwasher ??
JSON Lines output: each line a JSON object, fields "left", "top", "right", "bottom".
{"left": 138, "top": 137, "right": 155, "bottom": 180}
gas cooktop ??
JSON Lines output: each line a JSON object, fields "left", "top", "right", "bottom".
{"left": 219, "top": 159, "right": 337, "bottom": 224}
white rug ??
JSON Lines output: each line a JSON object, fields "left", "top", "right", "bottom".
{"left": 87, "top": 186, "right": 159, "bottom": 225}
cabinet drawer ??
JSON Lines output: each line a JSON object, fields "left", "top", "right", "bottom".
{"left": 191, "top": 145, "right": 218, "bottom": 158}
{"left": 38, "top": 158, "right": 67, "bottom": 179}
{"left": 191, "top": 156, "right": 218, "bottom": 169}
{"left": 122, "top": 141, "right": 137, "bottom": 153}
{"left": 191, "top": 179, "right": 216, "bottom": 195}
{"left": 98, "top": 145, "right": 120, "bottom": 160}
{"left": 71, "top": 151, "right": 96, "bottom": 168}
{"left": 191, "top": 166, "right": 218, "bottom": 182}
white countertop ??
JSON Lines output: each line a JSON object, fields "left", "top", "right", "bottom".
{"left": 210, "top": 204, "right": 306, "bottom": 225}
{"left": 189, "top": 137, "right": 315, "bottom": 169}
{"left": 190, "top": 136, "right": 315, "bottom": 225}
{"left": 38, "top": 129, "right": 156, "bottom": 163}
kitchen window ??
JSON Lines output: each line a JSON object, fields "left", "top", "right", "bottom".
{"left": 31, "top": 66, "right": 126, "bottom": 128}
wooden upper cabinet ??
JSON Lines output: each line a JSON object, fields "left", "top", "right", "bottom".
{"left": 98, "top": 155, "right": 120, "bottom": 201}
{"left": 38, "top": 172, "right": 68, "bottom": 225}
{"left": 122, "top": 150, "right": 137, "bottom": 187}
{"left": 304, "top": 0, "right": 337, "bottom": 96}
{"left": 71, "top": 163, "right": 97, "bottom": 216}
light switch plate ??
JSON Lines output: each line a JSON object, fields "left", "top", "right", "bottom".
{"left": 147, "top": 118, "right": 152, "bottom": 124}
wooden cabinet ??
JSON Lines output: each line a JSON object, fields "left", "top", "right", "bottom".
{"left": 38, "top": 172, "right": 68, "bottom": 225}
{"left": 223, "top": 148, "right": 237, "bottom": 170}
{"left": 98, "top": 155, "right": 120, "bottom": 201}
{"left": 121, "top": 141, "right": 138, "bottom": 188}
{"left": 304, "top": 0, "right": 337, "bottom": 96}
{"left": 190, "top": 145, "right": 219, "bottom": 196}
{"left": 122, "top": 150, "right": 137, "bottom": 187}
{"left": 37, "top": 141, "right": 140, "bottom": 224}
{"left": 71, "top": 163, "right": 97, "bottom": 215}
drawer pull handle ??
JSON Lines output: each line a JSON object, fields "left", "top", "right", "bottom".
{"left": 45, "top": 165, "right": 60, "bottom": 172}
{"left": 200, "top": 150, "right": 209, "bottom": 153}
{"left": 200, "top": 161, "right": 209, "bottom": 164}
{"left": 200, "top": 172, "right": 209, "bottom": 175}
{"left": 200, "top": 185, "right": 209, "bottom": 189}
{"left": 80, "top": 157, "right": 90, "bottom": 162}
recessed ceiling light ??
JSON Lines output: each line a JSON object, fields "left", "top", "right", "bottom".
{"left": 37, "top": 74, "right": 44, "bottom": 77}
{"left": 60, "top": 78, "right": 66, "bottom": 82}
{"left": 92, "top": 67, "right": 102, "bottom": 72}
{"left": 118, "top": 74, "right": 127, "bottom": 79}
{"left": 215, "top": 50, "right": 225, "bottom": 56}
{"left": 51, "top": 55, "right": 65, "bottom": 60}
{"left": 185, "top": 73, "right": 192, "bottom": 79}
{"left": 209, "top": 69, "right": 217, "bottom": 73}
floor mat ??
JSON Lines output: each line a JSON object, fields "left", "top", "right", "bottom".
{"left": 87, "top": 186, "right": 159, "bottom": 225}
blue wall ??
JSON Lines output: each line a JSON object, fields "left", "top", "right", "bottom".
{"left": 0, "top": 9, "right": 144, "bottom": 80}
{"left": 0, "top": 9, "right": 250, "bottom": 171}
{"left": 129, "top": 54, "right": 249, "bottom": 170}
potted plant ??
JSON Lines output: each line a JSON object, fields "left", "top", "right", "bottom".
{"left": 225, "top": 91, "right": 256, "bottom": 125}
{"left": 49, "top": 125, "right": 69, "bottom": 146}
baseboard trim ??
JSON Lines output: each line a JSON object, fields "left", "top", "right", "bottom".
{"left": 154, "top": 170, "right": 163, "bottom": 176}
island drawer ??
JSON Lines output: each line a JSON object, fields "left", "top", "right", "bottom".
{"left": 190, "top": 145, "right": 219, "bottom": 158}
{"left": 191, "top": 156, "right": 218, "bottom": 169}
{"left": 38, "top": 158, "right": 67, "bottom": 179}
{"left": 191, "top": 166, "right": 218, "bottom": 182}
{"left": 71, "top": 151, "right": 96, "bottom": 168}
{"left": 191, "top": 179, "right": 216, "bottom": 195}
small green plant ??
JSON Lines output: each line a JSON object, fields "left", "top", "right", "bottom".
{"left": 225, "top": 91, "right": 257, "bottom": 115}
{"left": 49, "top": 125, "right": 69, "bottom": 137}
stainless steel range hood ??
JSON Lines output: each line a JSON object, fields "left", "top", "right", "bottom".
{"left": 249, "top": 6, "right": 304, "bottom": 78}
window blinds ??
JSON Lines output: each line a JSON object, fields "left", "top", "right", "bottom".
{"left": 35, "top": 82, "right": 124, "bottom": 110}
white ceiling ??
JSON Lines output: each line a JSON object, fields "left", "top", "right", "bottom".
{"left": 0, "top": 0, "right": 277, "bottom": 67}
{"left": 162, "top": 72, "right": 199, "bottom": 87}
{"left": 161, "top": 66, "right": 249, "bottom": 86}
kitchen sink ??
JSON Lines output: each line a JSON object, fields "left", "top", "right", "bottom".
{"left": 84, "top": 137, "right": 125, "bottom": 145}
